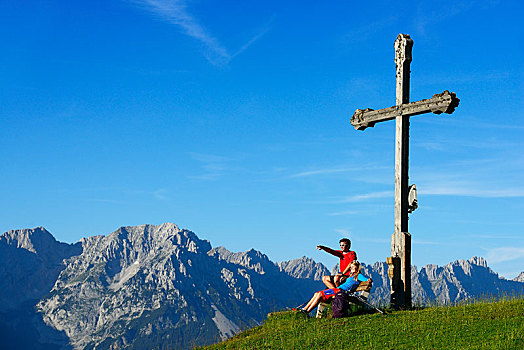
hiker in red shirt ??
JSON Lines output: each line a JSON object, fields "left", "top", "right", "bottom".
{"left": 317, "top": 238, "right": 357, "bottom": 289}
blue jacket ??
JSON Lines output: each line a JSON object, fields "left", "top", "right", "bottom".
{"left": 338, "top": 273, "right": 368, "bottom": 292}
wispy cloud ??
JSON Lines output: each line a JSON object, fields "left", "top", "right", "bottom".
{"left": 187, "top": 152, "right": 233, "bottom": 180}
{"left": 358, "top": 237, "right": 390, "bottom": 244}
{"left": 327, "top": 210, "right": 361, "bottom": 216}
{"left": 188, "top": 152, "right": 231, "bottom": 164}
{"left": 130, "top": 0, "right": 272, "bottom": 65}
{"left": 151, "top": 188, "right": 168, "bottom": 200}
{"left": 421, "top": 185, "right": 524, "bottom": 198}
{"left": 309, "top": 192, "right": 393, "bottom": 205}
{"left": 289, "top": 164, "right": 388, "bottom": 179}
{"left": 342, "top": 191, "right": 393, "bottom": 202}
{"left": 327, "top": 204, "right": 391, "bottom": 216}
{"left": 417, "top": 118, "right": 524, "bottom": 134}
{"left": 414, "top": 0, "right": 477, "bottom": 36}
{"left": 413, "top": 240, "right": 442, "bottom": 246}
{"left": 289, "top": 167, "right": 358, "bottom": 178}
{"left": 86, "top": 188, "right": 169, "bottom": 203}
{"left": 231, "top": 15, "right": 275, "bottom": 59}
{"left": 464, "top": 233, "right": 523, "bottom": 239}
{"left": 133, "top": 0, "right": 229, "bottom": 64}
{"left": 485, "top": 247, "right": 524, "bottom": 264}
{"left": 413, "top": 133, "right": 524, "bottom": 153}
{"left": 415, "top": 70, "right": 513, "bottom": 87}
{"left": 87, "top": 198, "right": 126, "bottom": 204}
{"left": 334, "top": 228, "right": 352, "bottom": 237}
{"left": 416, "top": 141, "right": 447, "bottom": 152}
{"left": 126, "top": 188, "right": 170, "bottom": 200}
{"left": 413, "top": 154, "right": 524, "bottom": 199}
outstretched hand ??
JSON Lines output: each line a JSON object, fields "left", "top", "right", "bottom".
{"left": 316, "top": 245, "right": 324, "bottom": 251}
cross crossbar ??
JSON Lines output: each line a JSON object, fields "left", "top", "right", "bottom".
{"left": 350, "top": 90, "right": 460, "bottom": 130}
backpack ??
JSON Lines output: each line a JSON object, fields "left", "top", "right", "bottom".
{"left": 332, "top": 291, "right": 350, "bottom": 318}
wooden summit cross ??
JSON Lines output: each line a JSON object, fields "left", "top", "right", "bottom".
{"left": 350, "top": 34, "right": 459, "bottom": 308}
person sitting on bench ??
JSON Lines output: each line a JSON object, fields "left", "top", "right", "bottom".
{"left": 300, "top": 261, "right": 371, "bottom": 313}
{"left": 317, "top": 238, "right": 357, "bottom": 288}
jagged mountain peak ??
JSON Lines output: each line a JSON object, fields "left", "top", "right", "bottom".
{"left": 449, "top": 257, "right": 493, "bottom": 278}
{"left": 79, "top": 223, "right": 212, "bottom": 262}
{"left": 209, "top": 246, "right": 267, "bottom": 257}
{"left": 420, "top": 257, "right": 490, "bottom": 279}
{"left": 1, "top": 226, "right": 57, "bottom": 254}
{"left": 279, "top": 256, "right": 330, "bottom": 281}
{"left": 55, "top": 223, "right": 215, "bottom": 295}
{"left": 467, "top": 256, "right": 488, "bottom": 267}
{"left": 111, "top": 222, "right": 208, "bottom": 249}
{"left": 208, "top": 246, "right": 276, "bottom": 274}
{"left": 245, "top": 248, "right": 271, "bottom": 261}
{"left": 514, "top": 272, "right": 524, "bottom": 282}
{"left": 1, "top": 226, "right": 82, "bottom": 263}
{"left": 281, "top": 256, "right": 320, "bottom": 265}
{"left": 208, "top": 246, "right": 232, "bottom": 259}
{"left": 0, "top": 226, "right": 82, "bottom": 311}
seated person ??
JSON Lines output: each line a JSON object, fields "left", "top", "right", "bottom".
{"left": 317, "top": 238, "right": 357, "bottom": 288}
{"left": 299, "top": 261, "right": 371, "bottom": 313}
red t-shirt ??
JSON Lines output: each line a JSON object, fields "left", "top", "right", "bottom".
{"left": 337, "top": 250, "right": 357, "bottom": 273}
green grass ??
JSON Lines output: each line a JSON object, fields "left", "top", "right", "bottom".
{"left": 199, "top": 298, "right": 523, "bottom": 349}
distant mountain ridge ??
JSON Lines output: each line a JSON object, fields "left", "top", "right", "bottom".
{"left": 1, "top": 223, "right": 522, "bottom": 349}
{"left": 357, "top": 257, "right": 523, "bottom": 305}
{"left": 32, "top": 224, "right": 322, "bottom": 349}
{"left": 514, "top": 272, "right": 524, "bottom": 283}
{"left": 279, "top": 256, "right": 331, "bottom": 281}
{"left": 0, "top": 227, "right": 81, "bottom": 310}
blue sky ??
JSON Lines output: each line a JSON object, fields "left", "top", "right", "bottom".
{"left": 1, "top": 0, "right": 523, "bottom": 278}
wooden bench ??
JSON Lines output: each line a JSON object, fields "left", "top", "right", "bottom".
{"left": 315, "top": 279, "right": 373, "bottom": 318}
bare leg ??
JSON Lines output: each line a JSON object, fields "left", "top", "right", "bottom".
{"left": 302, "top": 292, "right": 318, "bottom": 311}
{"left": 322, "top": 275, "right": 336, "bottom": 289}
{"left": 304, "top": 292, "right": 323, "bottom": 312}
{"left": 333, "top": 275, "right": 341, "bottom": 286}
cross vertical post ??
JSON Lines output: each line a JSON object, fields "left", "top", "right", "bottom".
{"left": 392, "top": 33, "right": 413, "bottom": 309}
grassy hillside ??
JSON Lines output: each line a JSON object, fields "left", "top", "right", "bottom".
{"left": 200, "top": 298, "right": 523, "bottom": 349}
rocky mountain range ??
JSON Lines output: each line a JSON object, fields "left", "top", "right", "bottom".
{"left": 1, "top": 223, "right": 522, "bottom": 349}
{"left": 359, "top": 256, "right": 523, "bottom": 305}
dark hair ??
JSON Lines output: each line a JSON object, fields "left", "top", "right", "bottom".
{"left": 339, "top": 238, "right": 351, "bottom": 248}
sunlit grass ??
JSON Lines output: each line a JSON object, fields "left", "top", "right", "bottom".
{"left": 199, "top": 297, "right": 523, "bottom": 349}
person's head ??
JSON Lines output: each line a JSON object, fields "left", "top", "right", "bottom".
{"left": 339, "top": 238, "right": 351, "bottom": 251}
{"left": 350, "top": 261, "right": 361, "bottom": 279}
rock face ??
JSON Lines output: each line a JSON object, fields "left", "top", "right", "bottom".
{"left": 0, "top": 227, "right": 82, "bottom": 311}
{"left": 359, "top": 257, "right": 524, "bottom": 305}
{"left": 514, "top": 272, "right": 524, "bottom": 283}
{"left": 279, "top": 256, "right": 330, "bottom": 281}
{"left": 0, "top": 223, "right": 522, "bottom": 349}
{"left": 36, "top": 224, "right": 324, "bottom": 349}
{"left": 0, "top": 227, "right": 82, "bottom": 349}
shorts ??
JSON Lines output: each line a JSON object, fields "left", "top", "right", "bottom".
{"left": 320, "top": 288, "right": 341, "bottom": 301}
